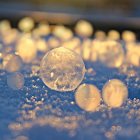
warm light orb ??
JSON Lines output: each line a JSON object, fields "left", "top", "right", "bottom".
{"left": 52, "top": 25, "right": 73, "bottom": 41}
{"left": 0, "top": 20, "right": 11, "bottom": 35}
{"left": 40, "top": 47, "right": 85, "bottom": 92}
{"left": 16, "top": 36, "right": 37, "bottom": 63}
{"left": 98, "top": 40, "right": 125, "bottom": 68}
{"left": 7, "top": 72, "right": 24, "bottom": 90}
{"left": 2, "top": 28, "right": 19, "bottom": 45}
{"left": 82, "top": 39, "right": 92, "bottom": 61}
{"left": 107, "top": 30, "right": 120, "bottom": 40}
{"left": 47, "top": 37, "right": 60, "bottom": 49}
{"left": 18, "top": 17, "right": 34, "bottom": 32}
{"left": 102, "top": 79, "right": 128, "bottom": 108}
{"left": 61, "top": 37, "right": 81, "bottom": 55}
{"left": 32, "top": 22, "right": 50, "bottom": 37}
{"left": 94, "top": 30, "right": 106, "bottom": 40}
{"left": 36, "top": 38, "right": 48, "bottom": 53}
{"left": 75, "top": 84, "right": 101, "bottom": 112}
{"left": 75, "top": 20, "right": 93, "bottom": 38}
{"left": 3, "top": 54, "right": 23, "bottom": 73}
{"left": 122, "top": 30, "right": 136, "bottom": 43}
{"left": 126, "top": 43, "right": 140, "bottom": 67}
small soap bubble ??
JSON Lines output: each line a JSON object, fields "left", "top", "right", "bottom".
{"left": 52, "top": 25, "right": 72, "bottom": 41}
{"left": 62, "top": 37, "right": 81, "bottom": 55}
{"left": 99, "top": 40, "right": 125, "bottom": 68}
{"left": 75, "top": 20, "right": 93, "bottom": 38}
{"left": 2, "top": 28, "right": 19, "bottom": 45}
{"left": 18, "top": 17, "right": 34, "bottom": 32}
{"left": 107, "top": 30, "right": 120, "bottom": 41}
{"left": 40, "top": 47, "right": 85, "bottom": 92}
{"left": 122, "top": 30, "right": 136, "bottom": 43}
{"left": 47, "top": 36, "right": 60, "bottom": 49}
{"left": 36, "top": 38, "right": 48, "bottom": 53}
{"left": 16, "top": 36, "right": 37, "bottom": 63}
{"left": 3, "top": 54, "right": 23, "bottom": 72}
{"left": 0, "top": 20, "right": 11, "bottom": 35}
{"left": 7, "top": 72, "right": 24, "bottom": 90}
{"left": 102, "top": 79, "right": 128, "bottom": 108}
{"left": 32, "top": 22, "right": 50, "bottom": 38}
{"left": 82, "top": 39, "right": 92, "bottom": 61}
{"left": 126, "top": 43, "right": 140, "bottom": 67}
{"left": 95, "top": 30, "right": 106, "bottom": 41}
{"left": 75, "top": 84, "right": 101, "bottom": 112}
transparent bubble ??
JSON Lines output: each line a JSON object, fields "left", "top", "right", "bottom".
{"left": 98, "top": 40, "right": 125, "bottom": 68}
{"left": 47, "top": 37, "right": 60, "bottom": 49}
{"left": 7, "top": 72, "right": 24, "bottom": 90}
{"left": 36, "top": 38, "right": 48, "bottom": 53}
{"left": 90, "top": 40, "right": 102, "bottom": 62}
{"left": 122, "top": 30, "right": 136, "bottom": 43}
{"left": 0, "top": 20, "right": 11, "bottom": 35}
{"left": 62, "top": 37, "right": 81, "bottom": 55}
{"left": 102, "top": 79, "right": 128, "bottom": 108}
{"left": 52, "top": 25, "right": 73, "bottom": 41}
{"left": 40, "top": 47, "right": 85, "bottom": 92}
{"left": 16, "top": 36, "right": 37, "bottom": 63}
{"left": 32, "top": 22, "right": 50, "bottom": 38}
{"left": 126, "top": 43, "right": 140, "bottom": 67}
{"left": 18, "top": 17, "right": 34, "bottom": 32}
{"left": 107, "top": 30, "right": 120, "bottom": 41}
{"left": 2, "top": 28, "right": 19, "bottom": 45}
{"left": 75, "top": 20, "right": 93, "bottom": 38}
{"left": 3, "top": 54, "right": 23, "bottom": 72}
{"left": 75, "top": 84, "right": 101, "bottom": 112}
{"left": 82, "top": 39, "right": 92, "bottom": 61}
{"left": 94, "top": 30, "right": 106, "bottom": 41}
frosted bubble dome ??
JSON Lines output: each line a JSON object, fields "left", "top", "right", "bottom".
{"left": 40, "top": 47, "right": 85, "bottom": 92}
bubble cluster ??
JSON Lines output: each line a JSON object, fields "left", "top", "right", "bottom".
{"left": 0, "top": 16, "right": 139, "bottom": 140}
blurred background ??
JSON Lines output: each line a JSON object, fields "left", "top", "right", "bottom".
{"left": 1, "top": 0, "right": 140, "bottom": 30}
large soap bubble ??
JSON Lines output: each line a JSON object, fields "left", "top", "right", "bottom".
{"left": 75, "top": 84, "right": 101, "bottom": 112}
{"left": 102, "top": 79, "right": 128, "bottom": 108}
{"left": 40, "top": 47, "right": 85, "bottom": 92}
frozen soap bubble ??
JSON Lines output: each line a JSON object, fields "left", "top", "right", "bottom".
{"left": 16, "top": 36, "right": 37, "bottom": 63}
{"left": 107, "top": 30, "right": 120, "bottom": 41}
{"left": 122, "top": 30, "right": 136, "bottom": 43}
{"left": 18, "top": 17, "right": 34, "bottom": 32}
{"left": 99, "top": 40, "right": 125, "bottom": 68}
{"left": 7, "top": 72, "right": 24, "bottom": 90}
{"left": 40, "top": 47, "right": 85, "bottom": 92}
{"left": 75, "top": 84, "right": 101, "bottom": 112}
{"left": 3, "top": 54, "right": 23, "bottom": 73}
{"left": 75, "top": 20, "right": 93, "bottom": 38}
{"left": 102, "top": 79, "right": 128, "bottom": 108}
